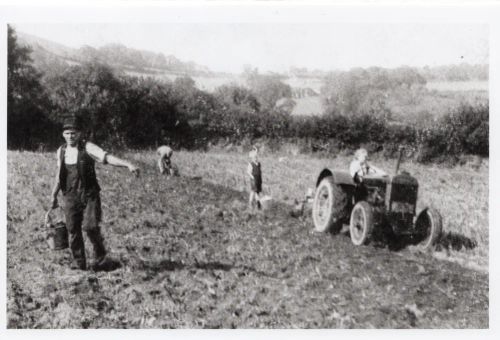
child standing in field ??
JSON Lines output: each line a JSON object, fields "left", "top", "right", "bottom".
{"left": 247, "top": 148, "right": 262, "bottom": 210}
{"left": 157, "top": 145, "right": 174, "bottom": 175}
{"left": 349, "top": 148, "right": 387, "bottom": 183}
{"left": 50, "top": 116, "right": 140, "bottom": 271}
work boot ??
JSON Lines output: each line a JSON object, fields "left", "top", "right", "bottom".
{"left": 91, "top": 256, "right": 121, "bottom": 272}
{"left": 87, "top": 228, "right": 107, "bottom": 262}
{"left": 70, "top": 259, "right": 86, "bottom": 270}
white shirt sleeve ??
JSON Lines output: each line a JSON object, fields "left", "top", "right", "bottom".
{"left": 56, "top": 147, "right": 62, "bottom": 165}
{"left": 349, "top": 160, "right": 360, "bottom": 178}
{"left": 85, "top": 142, "right": 108, "bottom": 164}
{"left": 247, "top": 163, "right": 253, "bottom": 176}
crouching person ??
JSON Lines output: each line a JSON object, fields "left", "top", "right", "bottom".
{"left": 50, "top": 116, "right": 140, "bottom": 271}
{"left": 157, "top": 145, "right": 174, "bottom": 175}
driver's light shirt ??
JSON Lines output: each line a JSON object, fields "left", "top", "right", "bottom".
{"left": 57, "top": 142, "right": 108, "bottom": 165}
{"left": 349, "top": 159, "right": 372, "bottom": 178}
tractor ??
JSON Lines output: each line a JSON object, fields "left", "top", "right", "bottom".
{"left": 312, "top": 150, "right": 442, "bottom": 249}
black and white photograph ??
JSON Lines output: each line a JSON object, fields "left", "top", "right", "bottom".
{"left": 1, "top": 0, "right": 497, "bottom": 334}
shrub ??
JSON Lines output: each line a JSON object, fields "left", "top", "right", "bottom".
{"left": 244, "top": 69, "right": 293, "bottom": 111}
{"left": 44, "top": 62, "right": 126, "bottom": 148}
{"left": 119, "top": 76, "right": 187, "bottom": 148}
{"left": 7, "top": 25, "right": 57, "bottom": 150}
{"left": 214, "top": 84, "right": 260, "bottom": 113}
{"left": 416, "top": 103, "right": 489, "bottom": 163}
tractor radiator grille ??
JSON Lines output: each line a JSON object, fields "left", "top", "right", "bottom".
{"left": 391, "top": 201, "right": 415, "bottom": 214}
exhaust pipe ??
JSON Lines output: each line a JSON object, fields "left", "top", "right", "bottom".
{"left": 395, "top": 146, "right": 404, "bottom": 175}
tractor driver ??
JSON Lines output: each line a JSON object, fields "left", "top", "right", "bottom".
{"left": 349, "top": 148, "right": 387, "bottom": 183}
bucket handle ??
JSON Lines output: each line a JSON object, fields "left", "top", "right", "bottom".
{"left": 44, "top": 209, "right": 53, "bottom": 227}
{"left": 44, "top": 206, "right": 63, "bottom": 227}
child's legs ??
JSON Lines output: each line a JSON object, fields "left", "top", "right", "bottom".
{"left": 248, "top": 191, "right": 256, "bottom": 207}
{"left": 254, "top": 192, "right": 261, "bottom": 209}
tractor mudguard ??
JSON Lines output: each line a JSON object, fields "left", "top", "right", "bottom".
{"left": 316, "top": 168, "right": 355, "bottom": 187}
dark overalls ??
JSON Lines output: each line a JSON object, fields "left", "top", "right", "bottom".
{"left": 59, "top": 142, "right": 106, "bottom": 269}
{"left": 250, "top": 161, "right": 262, "bottom": 194}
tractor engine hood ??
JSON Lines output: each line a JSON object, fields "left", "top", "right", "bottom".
{"left": 387, "top": 172, "right": 419, "bottom": 214}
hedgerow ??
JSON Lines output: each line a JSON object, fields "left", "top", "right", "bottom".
{"left": 8, "top": 25, "right": 488, "bottom": 163}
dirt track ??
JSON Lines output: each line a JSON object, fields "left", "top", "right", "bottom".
{"left": 7, "top": 154, "right": 488, "bottom": 328}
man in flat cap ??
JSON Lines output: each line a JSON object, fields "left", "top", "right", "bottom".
{"left": 50, "top": 115, "right": 140, "bottom": 271}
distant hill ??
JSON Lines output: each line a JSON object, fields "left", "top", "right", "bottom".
{"left": 18, "top": 31, "right": 76, "bottom": 60}
{"left": 13, "top": 29, "right": 487, "bottom": 120}
{"left": 16, "top": 31, "right": 214, "bottom": 77}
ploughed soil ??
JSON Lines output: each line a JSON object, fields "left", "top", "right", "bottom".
{"left": 7, "top": 152, "right": 488, "bottom": 328}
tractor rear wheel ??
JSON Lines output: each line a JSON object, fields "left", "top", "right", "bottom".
{"left": 349, "top": 201, "right": 374, "bottom": 246}
{"left": 312, "top": 177, "right": 348, "bottom": 233}
{"left": 415, "top": 207, "right": 443, "bottom": 250}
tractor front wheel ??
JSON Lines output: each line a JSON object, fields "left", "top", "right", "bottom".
{"left": 312, "top": 177, "right": 348, "bottom": 233}
{"left": 349, "top": 201, "right": 374, "bottom": 246}
{"left": 415, "top": 207, "right": 443, "bottom": 250}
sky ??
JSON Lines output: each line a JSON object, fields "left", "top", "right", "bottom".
{"left": 12, "top": 23, "right": 489, "bottom": 74}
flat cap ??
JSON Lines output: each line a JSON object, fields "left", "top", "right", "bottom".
{"left": 62, "top": 116, "right": 83, "bottom": 131}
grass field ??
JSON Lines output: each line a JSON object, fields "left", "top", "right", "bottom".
{"left": 7, "top": 150, "right": 488, "bottom": 328}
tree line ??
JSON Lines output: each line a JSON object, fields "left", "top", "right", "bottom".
{"left": 8, "top": 26, "right": 488, "bottom": 163}
{"left": 289, "top": 63, "right": 488, "bottom": 82}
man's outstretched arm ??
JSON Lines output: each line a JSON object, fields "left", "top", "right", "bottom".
{"left": 105, "top": 154, "right": 140, "bottom": 176}
{"left": 85, "top": 142, "right": 140, "bottom": 177}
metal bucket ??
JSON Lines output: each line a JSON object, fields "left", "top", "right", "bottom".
{"left": 45, "top": 208, "right": 69, "bottom": 250}
{"left": 259, "top": 195, "right": 273, "bottom": 210}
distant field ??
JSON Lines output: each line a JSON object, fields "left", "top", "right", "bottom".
{"left": 127, "top": 69, "right": 488, "bottom": 94}
{"left": 194, "top": 76, "right": 243, "bottom": 92}
{"left": 124, "top": 70, "right": 488, "bottom": 118}
{"left": 283, "top": 77, "right": 323, "bottom": 94}
{"left": 291, "top": 96, "right": 324, "bottom": 116}
{"left": 426, "top": 81, "right": 488, "bottom": 92}
{"left": 126, "top": 71, "right": 325, "bottom": 94}
{"left": 125, "top": 70, "right": 241, "bottom": 92}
